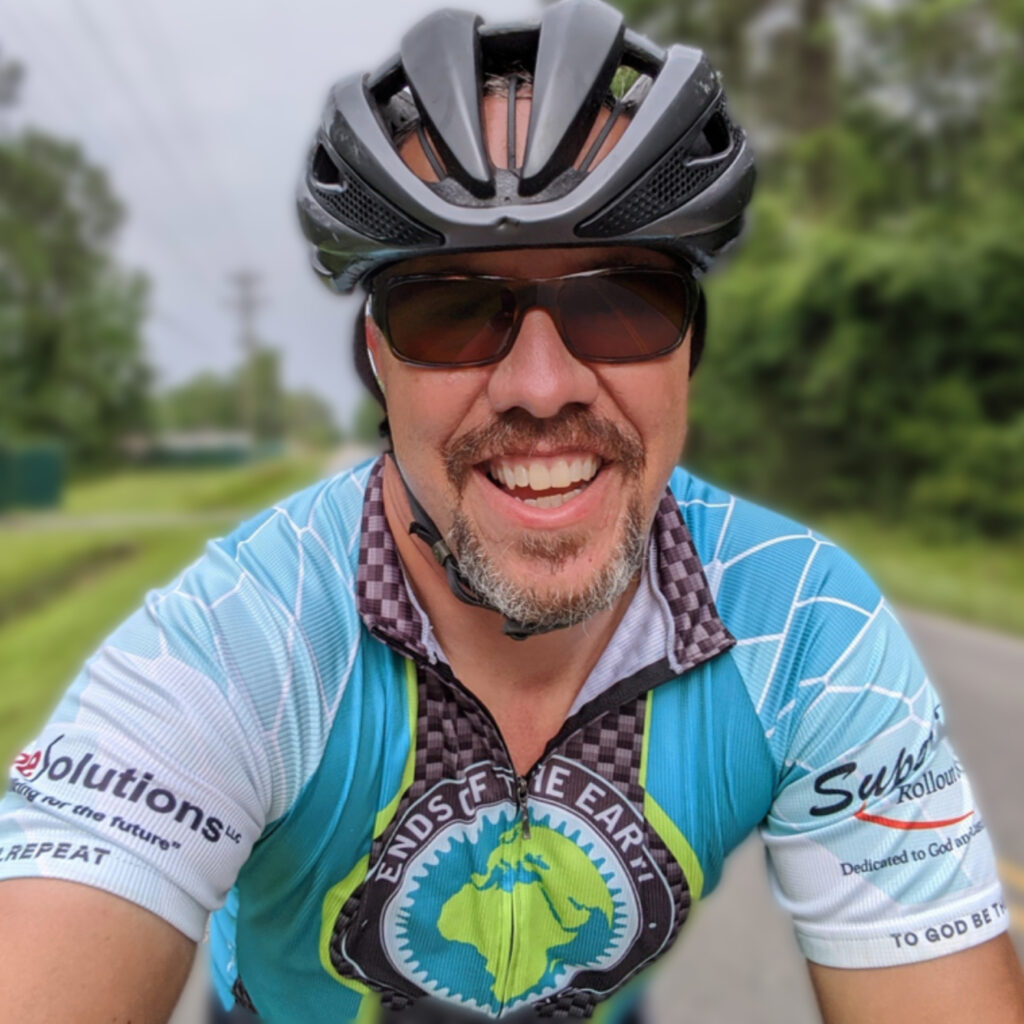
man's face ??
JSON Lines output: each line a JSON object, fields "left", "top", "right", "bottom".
{"left": 367, "top": 245, "right": 693, "bottom": 632}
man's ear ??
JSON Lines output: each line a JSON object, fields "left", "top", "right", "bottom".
{"left": 354, "top": 301, "right": 387, "bottom": 406}
{"left": 364, "top": 312, "right": 386, "bottom": 397}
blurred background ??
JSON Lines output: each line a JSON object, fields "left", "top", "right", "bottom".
{"left": 0, "top": 0, "right": 1020, "bottom": 1020}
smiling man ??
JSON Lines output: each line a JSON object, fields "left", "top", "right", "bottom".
{"left": 1, "top": 2, "right": 1022, "bottom": 1023}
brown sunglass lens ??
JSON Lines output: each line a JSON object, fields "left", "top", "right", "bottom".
{"left": 385, "top": 278, "right": 514, "bottom": 365}
{"left": 558, "top": 272, "right": 689, "bottom": 361}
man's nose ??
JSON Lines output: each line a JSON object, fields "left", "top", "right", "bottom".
{"left": 486, "top": 308, "right": 599, "bottom": 419}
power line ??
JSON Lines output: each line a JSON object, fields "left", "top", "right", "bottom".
{"left": 117, "top": 0, "right": 256, "bottom": 253}
{"left": 228, "top": 269, "right": 265, "bottom": 436}
{"left": 152, "top": 307, "right": 226, "bottom": 356}
{"left": 4, "top": 2, "right": 224, "bottom": 295}
{"left": 69, "top": 0, "right": 232, "bottom": 279}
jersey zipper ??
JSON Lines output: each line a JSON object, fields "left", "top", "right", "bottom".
{"left": 515, "top": 774, "right": 531, "bottom": 839}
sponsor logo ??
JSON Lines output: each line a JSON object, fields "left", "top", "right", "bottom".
{"left": 330, "top": 757, "right": 677, "bottom": 1018}
{"left": 11, "top": 735, "right": 236, "bottom": 844}
{"left": 853, "top": 804, "right": 973, "bottom": 831}
{"left": 808, "top": 707, "right": 966, "bottom": 828}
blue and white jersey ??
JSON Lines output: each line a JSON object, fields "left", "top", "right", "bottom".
{"left": 0, "top": 459, "right": 1006, "bottom": 1022}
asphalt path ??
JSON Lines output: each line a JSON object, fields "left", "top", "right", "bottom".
{"left": 171, "top": 606, "right": 1024, "bottom": 1024}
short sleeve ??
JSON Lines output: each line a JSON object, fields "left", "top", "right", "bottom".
{"left": 761, "top": 591, "right": 1007, "bottom": 968}
{"left": 0, "top": 533, "right": 306, "bottom": 941}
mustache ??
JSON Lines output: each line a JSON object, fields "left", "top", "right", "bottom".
{"left": 442, "top": 406, "right": 646, "bottom": 492}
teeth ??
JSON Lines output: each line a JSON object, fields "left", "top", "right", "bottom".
{"left": 550, "top": 459, "right": 571, "bottom": 488}
{"left": 528, "top": 462, "right": 550, "bottom": 491}
{"left": 523, "top": 487, "right": 583, "bottom": 509}
{"left": 488, "top": 454, "right": 601, "bottom": 493}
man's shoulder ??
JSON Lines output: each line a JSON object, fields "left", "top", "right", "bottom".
{"left": 180, "top": 456, "right": 376, "bottom": 608}
{"left": 667, "top": 466, "right": 883, "bottom": 643}
{"left": 217, "top": 456, "right": 377, "bottom": 567}
{"left": 130, "top": 457, "right": 379, "bottom": 675}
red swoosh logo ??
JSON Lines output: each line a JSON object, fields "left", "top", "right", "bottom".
{"left": 14, "top": 751, "right": 40, "bottom": 778}
{"left": 854, "top": 804, "right": 974, "bottom": 831}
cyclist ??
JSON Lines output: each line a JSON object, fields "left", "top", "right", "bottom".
{"left": 1, "top": 2, "right": 1022, "bottom": 1022}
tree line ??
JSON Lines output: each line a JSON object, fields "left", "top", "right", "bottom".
{"left": 611, "top": 0, "right": 1023, "bottom": 537}
{"left": 0, "top": 49, "right": 339, "bottom": 471}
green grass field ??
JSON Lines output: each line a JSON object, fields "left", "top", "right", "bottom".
{"left": 0, "top": 454, "right": 1020, "bottom": 769}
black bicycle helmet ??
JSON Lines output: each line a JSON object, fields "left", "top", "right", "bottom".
{"left": 297, "top": 0, "right": 755, "bottom": 295}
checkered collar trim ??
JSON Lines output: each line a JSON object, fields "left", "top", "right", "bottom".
{"left": 356, "top": 457, "right": 733, "bottom": 676}
{"left": 650, "top": 489, "right": 735, "bottom": 671}
{"left": 356, "top": 458, "right": 434, "bottom": 661}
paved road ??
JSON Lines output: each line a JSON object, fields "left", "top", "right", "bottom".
{"left": 172, "top": 607, "right": 1024, "bottom": 1024}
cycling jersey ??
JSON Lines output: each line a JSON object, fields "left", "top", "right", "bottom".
{"left": 0, "top": 458, "right": 1007, "bottom": 1022}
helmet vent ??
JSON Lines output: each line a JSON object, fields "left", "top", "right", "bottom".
{"left": 312, "top": 144, "right": 341, "bottom": 186}
{"left": 308, "top": 146, "right": 441, "bottom": 246}
{"left": 699, "top": 109, "right": 731, "bottom": 157}
{"left": 576, "top": 104, "right": 739, "bottom": 236}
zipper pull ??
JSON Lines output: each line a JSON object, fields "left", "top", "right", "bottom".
{"left": 516, "top": 776, "right": 531, "bottom": 839}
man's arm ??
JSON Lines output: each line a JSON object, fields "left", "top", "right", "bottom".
{"left": 808, "top": 934, "right": 1024, "bottom": 1024}
{"left": 0, "top": 878, "right": 196, "bottom": 1024}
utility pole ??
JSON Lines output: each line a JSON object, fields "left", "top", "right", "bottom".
{"left": 228, "top": 270, "right": 262, "bottom": 439}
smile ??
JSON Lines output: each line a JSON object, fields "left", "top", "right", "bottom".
{"left": 485, "top": 454, "right": 602, "bottom": 509}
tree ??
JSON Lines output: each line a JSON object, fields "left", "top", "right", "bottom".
{"left": 157, "top": 372, "right": 238, "bottom": 432}
{"left": 158, "top": 358, "right": 342, "bottom": 449}
{"left": 283, "top": 391, "right": 342, "bottom": 449}
{"left": 600, "top": 0, "right": 1024, "bottom": 536}
{"left": 0, "top": 51, "right": 151, "bottom": 467}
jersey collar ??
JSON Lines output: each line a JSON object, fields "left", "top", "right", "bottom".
{"left": 356, "top": 457, "right": 733, "bottom": 690}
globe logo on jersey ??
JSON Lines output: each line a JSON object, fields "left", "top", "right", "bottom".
{"left": 382, "top": 801, "right": 639, "bottom": 1016}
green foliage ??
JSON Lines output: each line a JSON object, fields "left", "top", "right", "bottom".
{"left": 158, "top": 352, "right": 341, "bottom": 448}
{"left": 604, "top": 0, "right": 1024, "bottom": 538}
{"left": 689, "top": 195, "right": 1024, "bottom": 535}
{"left": 353, "top": 393, "right": 387, "bottom": 446}
{"left": 283, "top": 390, "right": 343, "bottom": 449}
{"left": 0, "top": 125, "right": 151, "bottom": 467}
{"left": 157, "top": 371, "right": 238, "bottom": 432}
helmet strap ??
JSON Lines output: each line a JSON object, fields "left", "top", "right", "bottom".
{"left": 389, "top": 454, "right": 566, "bottom": 641}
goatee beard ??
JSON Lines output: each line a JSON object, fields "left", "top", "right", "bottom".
{"left": 446, "top": 496, "right": 648, "bottom": 634}
{"left": 441, "top": 408, "right": 649, "bottom": 634}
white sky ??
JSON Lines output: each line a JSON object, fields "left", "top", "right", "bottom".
{"left": 0, "top": 0, "right": 541, "bottom": 428}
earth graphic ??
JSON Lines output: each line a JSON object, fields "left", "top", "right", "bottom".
{"left": 433, "top": 822, "right": 620, "bottom": 1007}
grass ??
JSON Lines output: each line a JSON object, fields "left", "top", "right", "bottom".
{"left": 0, "top": 452, "right": 331, "bottom": 767}
{"left": 813, "top": 513, "right": 1024, "bottom": 637}
{"left": 63, "top": 453, "right": 327, "bottom": 515}
{"left": 0, "top": 533, "right": 136, "bottom": 607}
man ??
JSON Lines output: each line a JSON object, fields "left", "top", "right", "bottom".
{"left": 0, "top": 2, "right": 1022, "bottom": 1022}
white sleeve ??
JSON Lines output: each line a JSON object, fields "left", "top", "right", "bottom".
{"left": 0, "top": 538, "right": 303, "bottom": 941}
{"left": 761, "top": 601, "right": 1007, "bottom": 968}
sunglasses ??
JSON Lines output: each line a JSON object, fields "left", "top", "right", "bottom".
{"left": 369, "top": 266, "right": 700, "bottom": 368}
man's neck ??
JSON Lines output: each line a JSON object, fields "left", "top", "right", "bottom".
{"left": 381, "top": 457, "right": 638, "bottom": 769}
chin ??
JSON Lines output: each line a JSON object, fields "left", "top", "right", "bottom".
{"left": 448, "top": 500, "right": 647, "bottom": 633}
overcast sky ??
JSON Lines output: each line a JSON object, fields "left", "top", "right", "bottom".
{"left": 0, "top": 0, "right": 541, "bottom": 427}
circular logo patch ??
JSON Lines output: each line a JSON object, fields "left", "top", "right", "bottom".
{"left": 382, "top": 799, "right": 640, "bottom": 1015}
